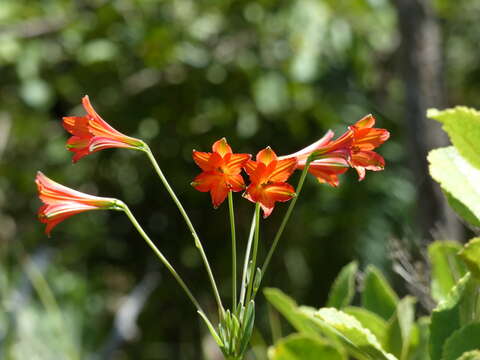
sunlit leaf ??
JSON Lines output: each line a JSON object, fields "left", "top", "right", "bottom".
{"left": 268, "top": 334, "right": 345, "bottom": 360}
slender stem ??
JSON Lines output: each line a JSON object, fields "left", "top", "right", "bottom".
{"left": 228, "top": 191, "right": 237, "bottom": 310}
{"left": 246, "top": 203, "right": 261, "bottom": 303}
{"left": 261, "top": 163, "right": 310, "bottom": 278}
{"left": 239, "top": 210, "right": 256, "bottom": 306}
{"left": 143, "top": 145, "right": 224, "bottom": 313}
{"left": 120, "top": 201, "right": 203, "bottom": 313}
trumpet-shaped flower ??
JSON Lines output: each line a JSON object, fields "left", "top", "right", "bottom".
{"left": 280, "top": 114, "right": 389, "bottom": 185}
{"left": 243, "top": 147, "right": 297, "bottom": 218}
{"left": 35, "top": 171, "right": 120, "bottom": 235}
{"left": 191, "top": 138, "right": 251, "bottom": 208}
{"left": 63, "top": 95, "right": 144, "bottom": 162}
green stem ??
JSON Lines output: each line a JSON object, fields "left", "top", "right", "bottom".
{"left": 260, "top": 163, "right": 310, "bottom": 278}
{"left": 228, "top": 191, "right": 237, "bottom": 310}
{"left": 246, "top": 203, "right": 261, "bottom": 303}
{"left": 120, "top": 201, "right": 203, "bottom": 313}
{"left": 143, "top": 145, "right": 224, "bottom": 313}
{"left": 239, "top": 210, "right": 256, "bottom": 306}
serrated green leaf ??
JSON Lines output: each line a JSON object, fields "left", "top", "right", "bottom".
{"left": 268, "top": 334, "right": 345, "bottom": 360}
{"left": 457, "top": 350, "right": 480, "bottom": 360}
{"left": 361, "top": 265, "right": 398, "bottom": 320}
{"left": 428, "top": 241, "right": 467, "bottom": 303}
{"left": 315, "top": 307, "right": 397, "bottom": 360}
{"left": 459, "top": 238, "right": 480, "bottom": 279}
{"left": 385, "top": 296, "right": 416, "bottom": 360}
{"left": 343, "top": 306, "right": 388, "bottom": 346}
{"left": 327, "top": 261, "right": 358, "bottom": 309}
{"left": 430, "top": 273, "right": 472, "bottom": 360}
{"left": 442, "top": 322, "right": 480, "bottom": 360}
{"left": 428, "top": 146, "right": 480, "bottom": 226}
{"left": 427, "top": 107, "right": 480, "bottom": 170}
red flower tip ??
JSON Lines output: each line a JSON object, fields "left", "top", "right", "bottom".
{"left": 243, "top": 147, "right": 296, "bottom": 218}
{"left": 35, "top": 171, "right": 120, "bottom": 236}
{"left": 62, "top": 95, "right": 144, "bottom": 162}
{"left": 191, "top": 138, "right": 251, "bottom": 208}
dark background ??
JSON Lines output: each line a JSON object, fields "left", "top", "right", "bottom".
{"left": 0, "top": 0, "right": 479, "bottom": 358}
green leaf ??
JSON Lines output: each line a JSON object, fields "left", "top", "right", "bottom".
{"left": 361, "top": 265, "right": 399, "bottom": 320}
{"left": 430, "top": 273, "right": 472, "bottom": 360}
{"left": 410, "top": 317, "right": 431, "bottom": 360}
{"left": 385, "top": 296, "right": 416, "bottom": 360}
{"left": 264, "top": 288, "right": 325, "bottom": 336}
{"left": 442, "top": 322, "right": 480, "bottom": 360}
{"left": 315, "top": 308, "right": 397, "bottom": 360}
{"left": 459, "top": 238, "right": 480, "bottom": 279}
{"left": 268, "top": 334, "right": 345, "bottom": 360}
{"left": 457, "top": 350, "right": 480, "bottom": 360}
{"left": 428, "top": 107, "right": 480, "bottom": 170}
{"left": 428, "top": 146, "right": 480, "bottom": 226}
{"left": 444, "top": 191, "right": 480, "bottom": 227}
{"left": 428, "top": 241, "right": 468, "bottom": 303}
{"left": 327, "top": 261, "right": 358, "bottom": 309}
{"left": 343, "top": 306, "right": 388, "bottom": 346}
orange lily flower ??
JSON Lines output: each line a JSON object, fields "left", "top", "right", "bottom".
{"left": 35, "top": 171, "right": 120, "bottom": 235}
{"left": 243, "top": 147, "right": 297, "bottom": 218}
{"left": 191, "top": 138, "right": 251, "bottom": 208}
{"left": 280, "top": 114, "right": 389, "bottom": 185}
{"left": 63, "top": 95, "right": 144, "bottom": 162}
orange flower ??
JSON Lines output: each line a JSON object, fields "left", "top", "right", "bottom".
{"left": 63, "top": 95, "right": 144, "bottom": 162}
{"left": 280, "top": 114, "right": 389, "bottom": 185}
{"left": 191, "top": 138, "right": 251, "bottom": 208}
{"left": 35, "top": 171, "right": 120, "bottom": 235}
{"left": 243, "top": 147, "right": 297, "bottom": 218}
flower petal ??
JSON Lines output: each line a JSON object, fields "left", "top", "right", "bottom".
{"left": 62, "top": 116, "right": 91, "bottom": 137}
{"left": 191, "top": 172, "right": 220, "bottom": 192}
{"left": 244, "top": 160, "right": 258, "bottom": 175}
{"left": 278, "top": 130, "right": 335, "bottom": 161}
{"left": 353, "top": 114, "right": 376, "bottom": 129}
{"left": 192, "top": 151, "right": 213, "bottom": 171}
{"left": 227, "top": 174, "right": 245, "bottom": 192}
{"left": 210, "top": 182, "right": 229, "bottom": 208}
{"left": 308, "top": 162, "right": 349, "bottom": 187}
{"left": 224, "top": 153, "right": 251, "bottom": 175}
{"left": 256, "top": 147, "right": 277, "bottom": 165}
{"left": 353, "top": 128, "right": 390, "bottom": 151}
{"left": 269, "top": 158, "right": 297, "bottom": 182}
{"left": 212, "top": 137, "right": 232, "bottom": 157}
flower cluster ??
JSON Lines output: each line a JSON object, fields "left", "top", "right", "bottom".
{"left": 192, "top": 114, "right": 390, "bottom": 217}
{"left": 36, "top": 95, "right": 389, "bottom": 231}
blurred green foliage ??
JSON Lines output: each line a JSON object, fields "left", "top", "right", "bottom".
{"left": 0, "top": 0, "right": 479, "bottom": 358}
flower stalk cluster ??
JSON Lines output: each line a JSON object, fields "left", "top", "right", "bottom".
{"left": 35, "top": 96, "right": 389, "bottom": 359}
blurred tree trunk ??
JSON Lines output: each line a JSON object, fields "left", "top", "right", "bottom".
{"left": 392, "top": 0, "right": 463, "bottom": 241}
